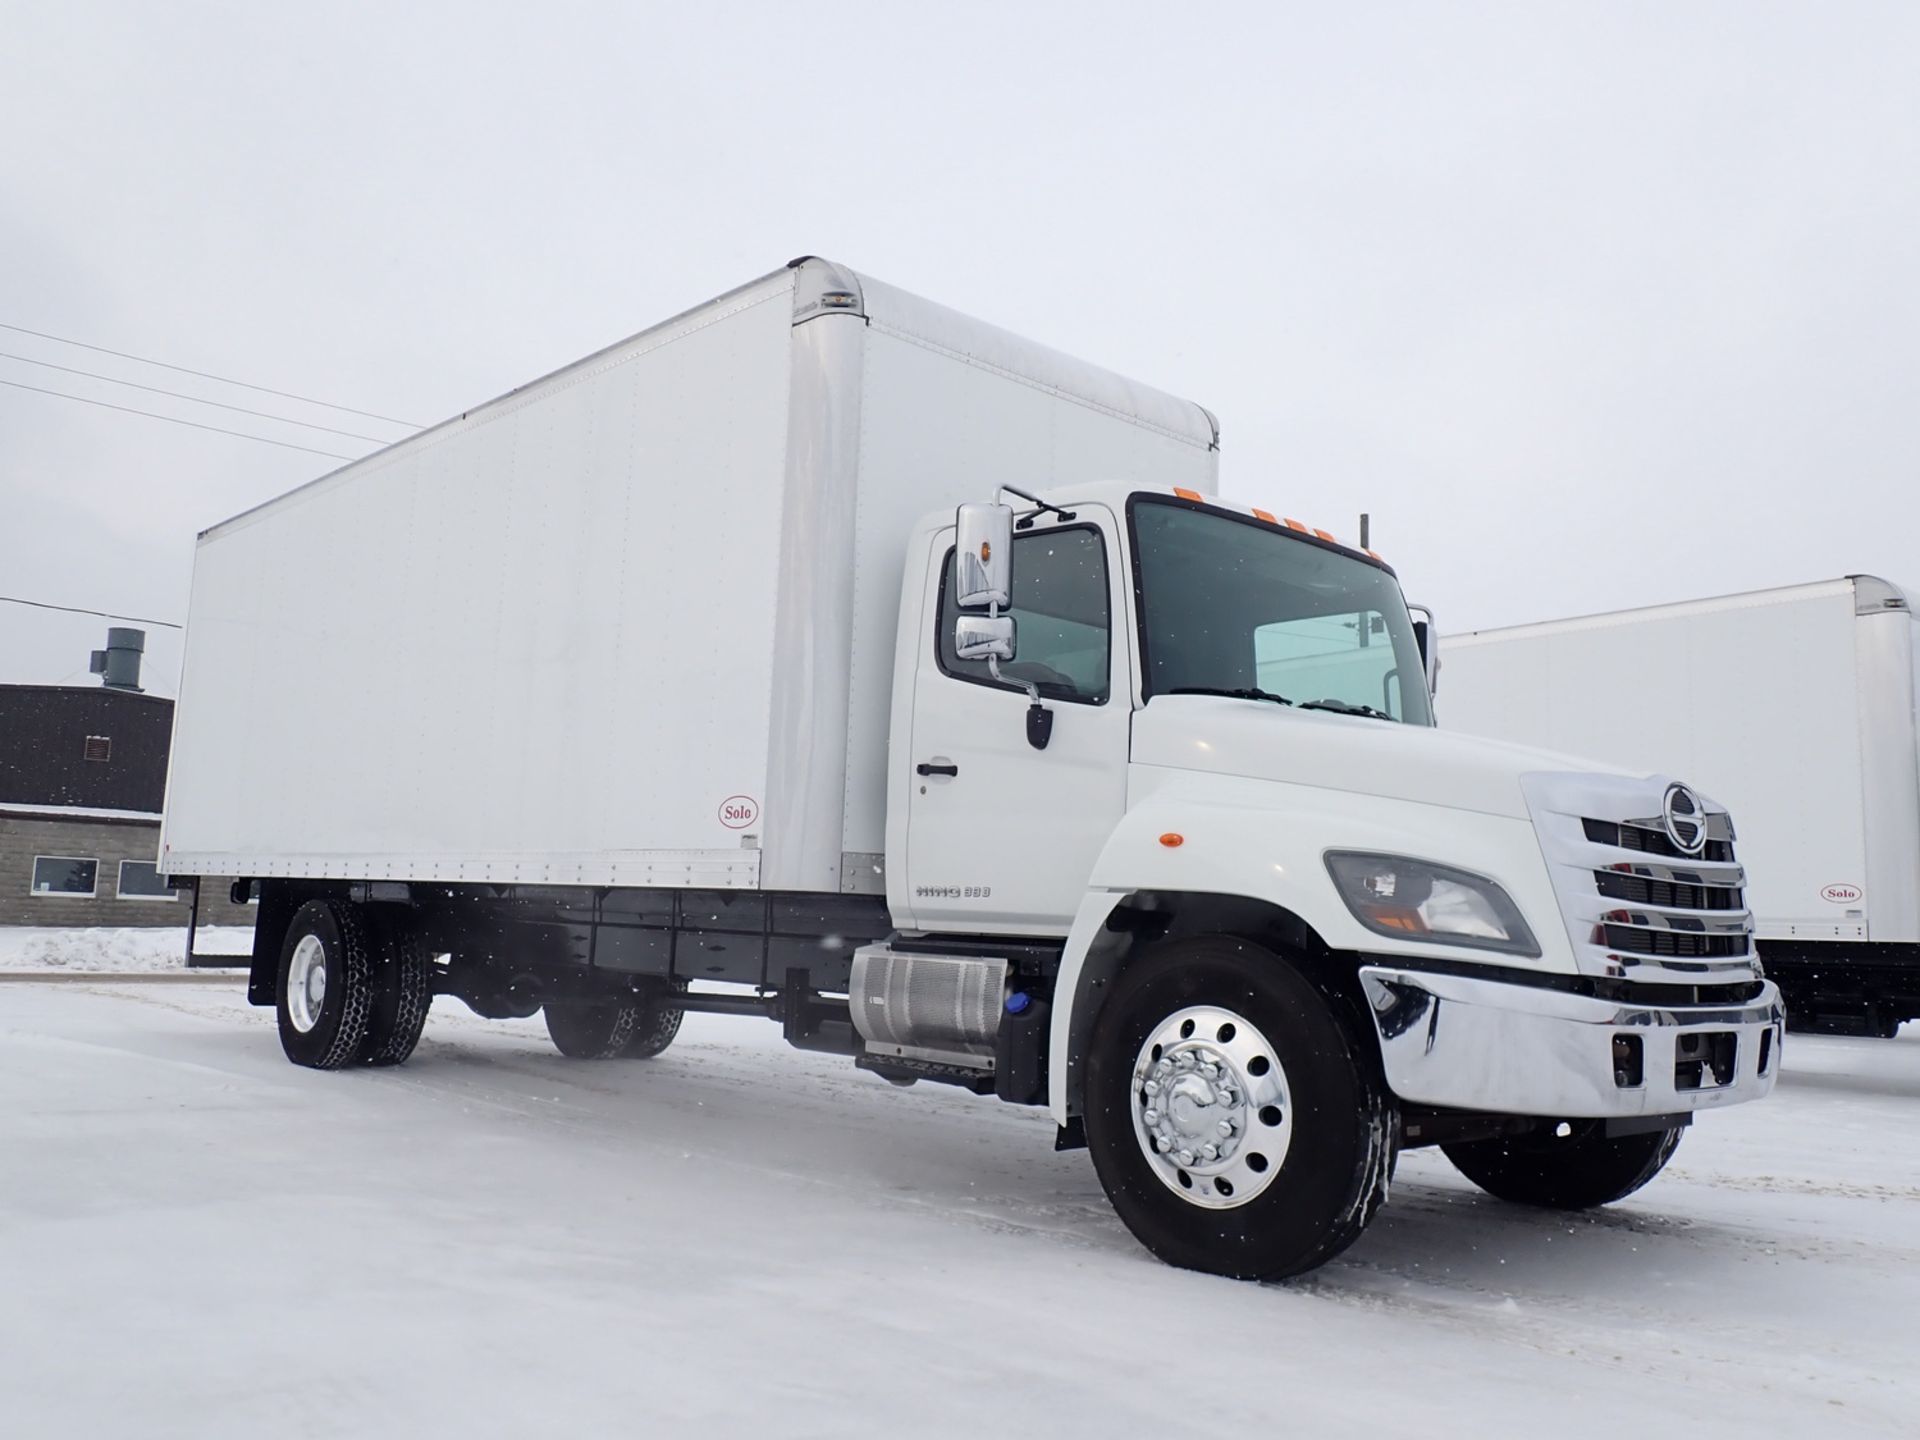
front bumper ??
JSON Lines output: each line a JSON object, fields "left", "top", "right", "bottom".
{"left": 1358, "top": 965, "right": 1784, "bottom": 1118}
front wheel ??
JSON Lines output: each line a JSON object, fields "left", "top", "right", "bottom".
{"left": 1443, "top": 1122, "right": 1684, "bottom": 1210}
{"left": 1084, "top": 937, "right": 1394, "bottom": 1281}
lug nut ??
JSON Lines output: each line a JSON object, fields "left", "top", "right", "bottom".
{"left": 1177, "top": 1150, "right": 1195, "bottom": 1166}
{"left": 1199, "top": 1144, "right": 1218, "bottom": 1161}
{"left": 1143, "top": 1080, "right": 1160, "bottom": 1096}
{"left": 1217, "top": 1119, "right": 1233, "bottom": 1136}
{"left": 1143, "top": 1108, "right": 1159, "bottom": 1125}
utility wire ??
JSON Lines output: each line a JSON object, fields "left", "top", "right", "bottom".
{"left": 0, "top": 319, "right": 421, "bottom": 428}
{"left": 0, "top": 376, "right": 358, "bottom": 460}
{"left": 0, "top": 594, "right": 183, "bottom": 630}
{"left": 0, "top": 350, "right": 392, "bottom": 444}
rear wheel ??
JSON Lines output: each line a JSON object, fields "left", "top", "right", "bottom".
{"left": 620, "top": 981, "right": 685, "bottom": 1059}
{"left": 1443, "top": 1121, "right": 1684, "bottom": 1209}
{"left": 543, "top": 1001, "right": 639, "bottom": 1059}
{"left": 1083, "top": 937, "right": 1394, "bottom": 1280}
{"left": 277, "top": 899, "right": 376, "bottom": 1070}
{"left": 360, "top": 912, "right": 432, "bottom": 1067}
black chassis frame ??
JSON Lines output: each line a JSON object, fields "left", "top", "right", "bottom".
{"left": 247, "top": 878, "right": 892, "bottom": 1015}
{"left": 240, "top": 877, "right": 1066, "bottom": 1102}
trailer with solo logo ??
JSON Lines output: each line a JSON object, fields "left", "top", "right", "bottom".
{"left": 1442, "top": 575, "right": 1920, "bottom": 1037}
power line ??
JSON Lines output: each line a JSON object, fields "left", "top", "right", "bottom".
{"left": 0, "top": 319, "right": 422, "bottom": 428}
{"left": 0, "top": 376, "right": 359, "bottom": 460}
{"left": 0, "top": 594, "right": 183, "bottom": 630}
{"left": 0, "top": 350, "right": 393, "bottom": 444}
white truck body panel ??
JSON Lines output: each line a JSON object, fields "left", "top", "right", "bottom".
{"left": 1439, "top": 577, "right": 1920, "bottom": 946}
{"left": 159, "top": 261, "right": 1218, "bottom": 890}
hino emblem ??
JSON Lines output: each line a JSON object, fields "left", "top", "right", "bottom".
{"left": 1662, "top": 783, "right": 1707, "bottom": 855}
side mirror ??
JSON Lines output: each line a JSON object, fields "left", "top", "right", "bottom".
{"left": 1408, "top": 605, "right": 1439, "bottom": 698}
{"left": 954, "top": 613, "right": 1016, "bottom": 662}
{"left": 954, "top": 503, "right": 1014, "bottom": 609}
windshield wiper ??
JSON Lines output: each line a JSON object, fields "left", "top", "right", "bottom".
{"left": 1299, "top": 698, "right": 1396, "bottom": 722}
{"left": 1168, "top": 686, "right": 1294, "bottom": 707}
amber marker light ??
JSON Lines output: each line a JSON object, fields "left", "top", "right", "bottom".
{"left": 1159, "top": 832, "right": 1185, "bottom": 848}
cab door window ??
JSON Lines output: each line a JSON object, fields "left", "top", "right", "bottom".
{"left": 937, "top": 526, "right": 1110, "bottom": 704}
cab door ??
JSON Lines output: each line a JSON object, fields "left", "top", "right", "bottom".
{"left": 901, "top": 510, "right": 1132, "bottom": 934}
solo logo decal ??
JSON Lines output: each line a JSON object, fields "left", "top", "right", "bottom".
{"left": 719, "top": 795, "right": 760, "bottom": 830}
{"left": 1820, "top": 883, "right": 1863, "bottom": 905}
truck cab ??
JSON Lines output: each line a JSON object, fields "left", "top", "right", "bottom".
{"left": 879, "top": 481, "right": 1781, "bottom": 1275}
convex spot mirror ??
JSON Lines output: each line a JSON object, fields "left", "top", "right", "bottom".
{"left": 954, "top": 502, "right": 1014, "bottom": 610}
{"left": 955, "top": 613, "right": 1016, "bottom": 662}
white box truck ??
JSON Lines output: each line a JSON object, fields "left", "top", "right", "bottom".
{"left": 161, "top": 258, "right": 1781, "bottom": 1279}
{"left": 1442, "top": 576, "right": 1920, "bottom": 1036}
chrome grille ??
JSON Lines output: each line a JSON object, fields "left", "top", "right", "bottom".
{"left": 1582, "top": 818, "right": 1735, "bottom": 863}
{"left": 1592, "top": 870, "right": 1743, "bottom": 911}
{"left": 1523, "top": 773, "right": 1758, "bottom": 987}
{"left": 1598, "top": 924, "right": 1749, "bottom": 958}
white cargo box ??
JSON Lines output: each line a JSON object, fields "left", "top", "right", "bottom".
{"left": 1441, "top": 576, "right": 1920, "bottom": 946}
{"left": 160, "top": 259, "right": 1218, "bottom": 894}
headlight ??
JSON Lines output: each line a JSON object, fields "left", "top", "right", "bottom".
{"left": 1324, "top": 852, "right": 1541, "bottom": 957}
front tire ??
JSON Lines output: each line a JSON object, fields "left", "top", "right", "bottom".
{"left": 1084, "top": 937, "right": 1394, "bottom": 1280}
{"left": 543, "top": 1001, "right": 639, "bottom": 1059}
{"left": 1443, "top": 1122, "right": 1684, "bottom": 1209}
{"left": 277, "top": 899, "right": 376, "bottom": 1070}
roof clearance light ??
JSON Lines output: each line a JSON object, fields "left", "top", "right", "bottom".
{"left": 1173, "top": 487, "right": 1203, "bottom": 502}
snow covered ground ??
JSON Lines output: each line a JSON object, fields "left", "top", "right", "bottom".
{"left": 0, "top": 925, "right": 252, "bottom": 971}
{"left": 2, "top": 977, "right": 1914, "bottom": 1438}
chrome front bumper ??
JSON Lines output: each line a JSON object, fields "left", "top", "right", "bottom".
{"left": 1358, "top": 965, "right": 1784, "bottom": 1118}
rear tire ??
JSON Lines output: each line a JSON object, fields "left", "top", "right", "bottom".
{"left": 360, "top": 912, "right": 432, "bottom": 1067}
{"left": 620, "top": 981, "right": 685, "bottom": 1059}
{"left": 544, "top": 1001, "right": 639, "bottom": 1059}
{"left": 1443, "top": 1122, "right": 1684, "bottom": 1209}
{"left": 276, "top": 899, "right": 376, "bottom": 1070}
{"left": 1083, "top": 937, "right": 1394, "bottom": 1281}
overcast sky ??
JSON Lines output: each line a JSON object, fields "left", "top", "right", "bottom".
{"left": 3, "top": 2, "right": 1916, "bottom": 698}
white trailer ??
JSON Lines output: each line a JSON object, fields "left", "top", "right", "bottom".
{"left": 1441, "top": 576, "right": 1920, "bottom": 1034}
{"left": 162, "top": 258, "right": 1781, "bottom": 1279}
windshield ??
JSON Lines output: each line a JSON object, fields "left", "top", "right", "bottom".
{"left": 1130, "top": 497, "right": 1434, "bottom": 725}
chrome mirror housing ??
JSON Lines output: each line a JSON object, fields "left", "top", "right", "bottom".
{"left": 954, "top": 503, "right": 1014, "bottom": 609}
{"left": 1408, "top": 604, "right": 1439, "bottom": 698}
{"left": 955, "top": 612, "right": 1016, "bottom": 662}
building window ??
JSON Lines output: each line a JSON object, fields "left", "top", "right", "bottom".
{"left": 117, "top": 861, "right": 176, "bottom": 901}
{"left": 31, "top": 856, "right": 99, "bottom": 897}
{"left": 83, "top": 735, "right": 112, "bottom": 762}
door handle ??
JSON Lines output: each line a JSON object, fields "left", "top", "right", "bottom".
{"left": 917, "top": 761, "right": 959, "bottom": 777}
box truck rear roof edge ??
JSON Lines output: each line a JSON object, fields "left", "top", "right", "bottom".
{"left": 1448, "top": 575, "right": 1912, "bottom": 647}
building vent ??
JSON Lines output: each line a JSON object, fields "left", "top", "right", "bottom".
{"left": 88, "top": 627, "right": 146, "bottom": 692}
{"left": 83, "top": 735, "right": 112, "bottom": 762}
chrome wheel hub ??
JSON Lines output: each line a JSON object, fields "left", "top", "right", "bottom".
{"left": 287, "top": 934, "right": 328, "bottom": 1034}
{"left": 1131, "top": 1005, "right": 1293, "bottom": 1209}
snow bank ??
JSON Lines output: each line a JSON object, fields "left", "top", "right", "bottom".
{"left": 0, "top": 925, "right": 253, "bottom": 972}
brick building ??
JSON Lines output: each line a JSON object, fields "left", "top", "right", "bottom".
{"left": 0, "top": 673, "right": 252, "bottom": 930}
